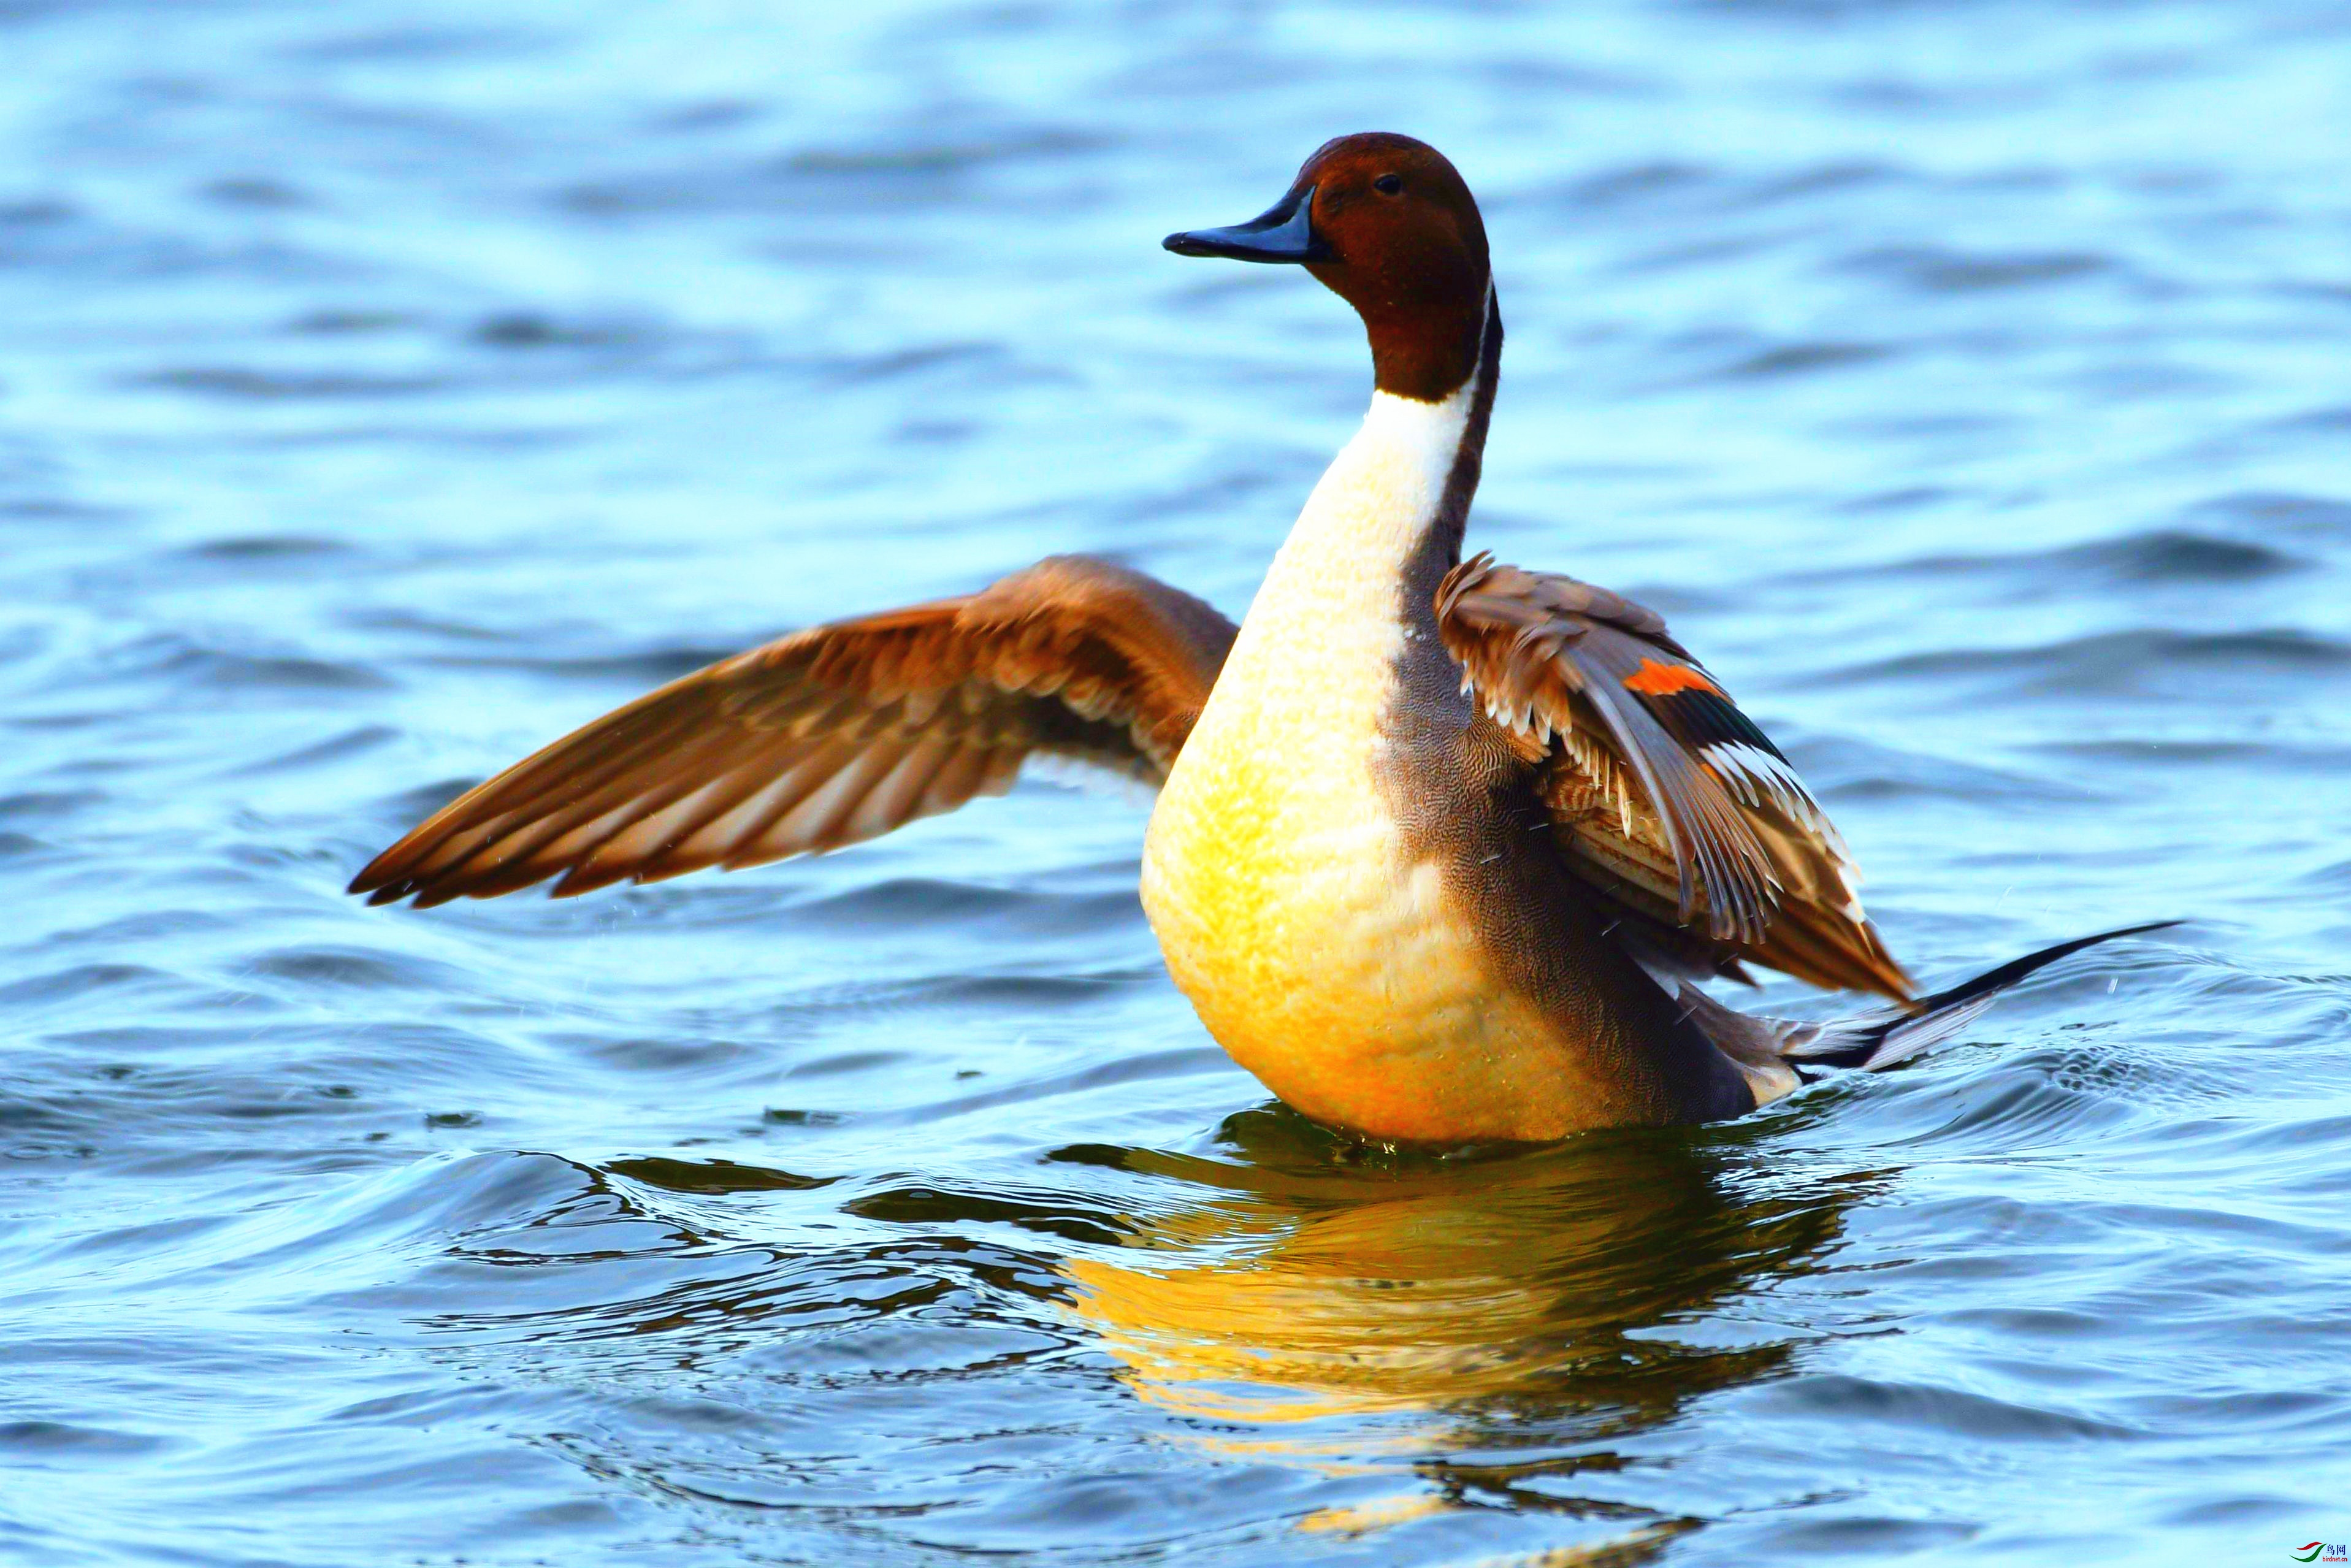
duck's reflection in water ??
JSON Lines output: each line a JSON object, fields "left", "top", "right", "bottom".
{"left": 1060, "top": 1106, "right": 1867, "bottom": 1553}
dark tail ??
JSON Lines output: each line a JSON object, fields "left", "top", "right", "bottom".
{"left": 1781, "top": 920, "right": 2184, "bottom": 1073}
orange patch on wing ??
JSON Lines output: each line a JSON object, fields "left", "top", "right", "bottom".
{"left": 1623, "top": 658, "right": 1721, "bottom": 697}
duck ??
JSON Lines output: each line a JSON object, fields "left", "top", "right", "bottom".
{"left": 350, "top": 132, "right": 2169, "bottom": 1146}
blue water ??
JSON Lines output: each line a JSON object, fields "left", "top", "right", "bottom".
{"left": 4, "top": 2, "right": 2350, "bottom": 1564}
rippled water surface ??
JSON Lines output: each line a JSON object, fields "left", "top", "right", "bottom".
{"left": 6, "top": 2, "right": 2351, "bottom": 1564}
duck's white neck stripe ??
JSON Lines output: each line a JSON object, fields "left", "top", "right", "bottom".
{"left": 1264, "top": 280, "right": 1494, "bottom": 624}
{"left": 1253, "top": 380, "right": 1477, "bottom": 627}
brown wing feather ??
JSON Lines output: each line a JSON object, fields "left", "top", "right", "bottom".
{"left": 1437, "top": 553, "right": 1911, "bottom": 1001}
{"left": 350, "top": 556, "right": 1235, "bottom": 908}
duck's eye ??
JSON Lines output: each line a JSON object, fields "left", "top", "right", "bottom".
{"left": 1373, "top": 174, "right": 1403, "bottom": 196}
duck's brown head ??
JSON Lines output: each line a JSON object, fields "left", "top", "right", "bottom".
{"left": 1165, "top": 132, "right": 1491, "bottom": 404}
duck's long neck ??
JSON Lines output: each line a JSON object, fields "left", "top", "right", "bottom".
{"left": 1251, "top": 288, "right": 1502, "bottom": 646}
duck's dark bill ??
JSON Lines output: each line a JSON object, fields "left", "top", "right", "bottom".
{"left": 1163, "top": 184, "right": 1328, "bottom": 263}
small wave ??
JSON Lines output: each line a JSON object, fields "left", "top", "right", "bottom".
{"left": 2258, "top": 405, "right": 2351, "bottom": 437}
{"left": 1792, "top": 734, "right": 2100, "bottom": 804}
{"left": 0, "top": 789, "right": 105, "bottom": 822}
{"left": 288, "top": 24, "right": 535, "bottom": 64}
{"left": 286, "top": 308, "right": 416, "bottom": 335}
{"left": 1756, "top": 1372, "right": 2139, "bottom": 1442}
{"left": 1842, "top": 1011, "right": 2230, "bottom": 1153}
{"left": 82, "top": 635, "right": 394, "bottom": 695}
{"left": 843, "top": 1180, "right": 1131, "bottom": 1247}
{"left": 2032, "top": 736, "right": 2351, "bottom": 771}
{"left": 1797, "top": 527, "right": 2310, "bottom": 587}
{"left": 2061, "top": 529, "right": 2308, "bottom": 582}
{"left": 0, "top": 1420, "right": 173, "bottom": 1458}
{"left": 1814, "top": 627, "right": 2351, "bottom": 695}
{"left": 469, "top": 312, "right": 644, "bottom": 350}
{"left": 817, "top": 340, "right": 1014, "bottom": 388}
{"left": 0, "top": 196, "right": 78, "bottom": 266}
{"left": 1744, "top": 1517, "right": 1978, "bottom": 1556}
{"left": 418, "top": 646, "right": 742, "bottom": 683}
{"left": 226, "top": 724, "right": 397, "bottom": 778}
{"left": 245, "top": 946, "right": 472, "bottom": 992}
{"left": 790, "top": 876, "right": 1145, "bottom": 938}
{"left": 781, "top": 128, "right": 1107, "bottom": 178}
{"left": 917, "top": 973, "right": 1142, "bottom": 1009}
{"left": 0, "top": 962, "right": 178, "bottom": 1008}
{"left": 339, "top": 607, "right": 515, "bottom": 644}
{"left": 1558, "top": 159, "right": 1714, "bottom": 210}
{"left": 1737, "top": 158, "right": 1906, "bottom": 207}
{"left": 643, "top": 99, "right": 763, "bottom": 134}
{"left": 868, "top": 1046, "right": 1238, "bottom": 1128}
{"left": 784, "top": 1047, "right": 911, "bottom": 1080}
{"left": 1719, "top": 340, "right": 1895, "bottom": 379}
{"left": 136, "top": 367, "right": 449, "bottom": 400}
{"left": 2182, "top": 490, "right": 2351, "bottom": 538}
{"left": 0, "top": 830, "right": 53, "bottom": 860}
{"left": 2019, "top": 528, "right": 2303, "bottom": 584}
{"left": 603, "top": 1155, "right": 834, "bottom": 1195}
{"left": 2296, "top": 855, "right": 2351, "bottom": 892}
{"left": 0, "top": 197, "right": 75, "bottom": 228}
{"left": 199, "top": 177, "right": 310, "bottom": 211}
{"left": 555, "top": 128, "right": 1103, "bottom": 216}
{"left": 2179, "top": 1111, "right": 2351, "bottom": 1163}
{"left": 177, "top": 535, "right": 357, "bottom": 565}
{"left": 0, "top": 496, "right": 124, "bottom": 522}
{"left": 1840, "top": 244, "right": 2114, "bottom": 292}
{"left": 1897, "top": 1055, "right": 2146, "bottom": 1149}
{"left": 760, "top": 1107, "right": 847, "bottom": 1128}
{"left": 38, "top": 1152, "right": 595, "bottom": 1293}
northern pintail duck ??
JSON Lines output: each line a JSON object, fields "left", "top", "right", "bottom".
{"left": 353, "top": 133, "right": 2167, "bottom": 1145}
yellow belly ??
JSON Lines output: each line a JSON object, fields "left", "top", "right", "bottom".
{"left": 1139, "top": 381, "right": 1643, "bottom": 1142}
{"left": 1140, "top": 698, "right": 1610, "bottom": 1145}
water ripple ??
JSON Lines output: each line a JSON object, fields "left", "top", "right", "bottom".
{"left": 2, "top": 1, "right": 2345, "bottom": 1564}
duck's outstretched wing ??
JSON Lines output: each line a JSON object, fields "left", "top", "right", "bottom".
{"left": 350, "top": 556, "right": 1236, "bottom": 908}
{"left": 1435, "top": 553, "right": 1910, "bottom": 1001}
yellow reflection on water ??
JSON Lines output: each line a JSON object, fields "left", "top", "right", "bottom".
{"left": 1065, "top": 1109, "right": 1856, "bottom": 1459}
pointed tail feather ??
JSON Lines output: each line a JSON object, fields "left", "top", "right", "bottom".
{"left": 1781, "top": 920, "right": 2184, "bottom": 1073}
